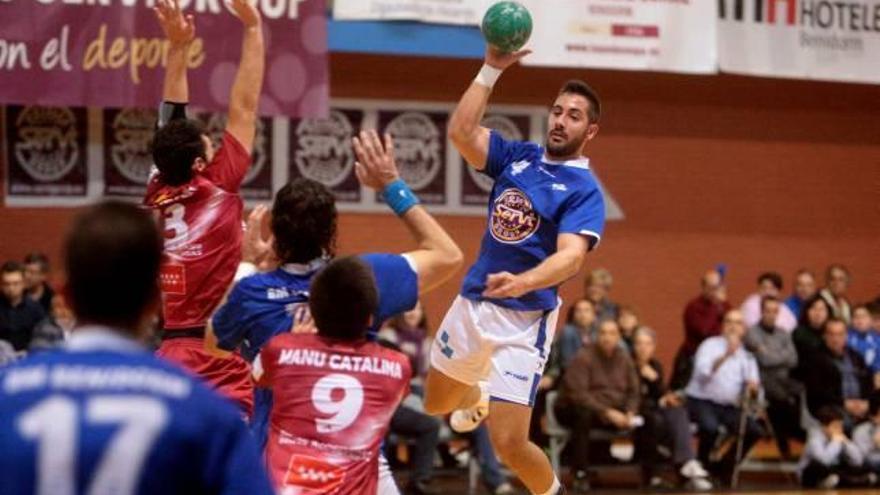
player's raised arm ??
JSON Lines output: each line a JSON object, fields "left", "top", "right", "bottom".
{"left": 154, "top": 0, "right": 195, "bottom": 125}
{"left": 225, "top": 0, "right": 264, "bottom": 152}
{"left": 353, "top": 130, "right": 463, "bottom": 292}
{"left": 448, "top": 46, "right": 530, "bottom": 170}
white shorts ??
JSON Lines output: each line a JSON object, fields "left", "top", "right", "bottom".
{"left": 429, "top": 296, "right": 560, "bottom": 406}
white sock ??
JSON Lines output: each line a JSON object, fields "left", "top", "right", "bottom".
{"left": 536, "top": 476, "right": 560, "bottom": 495}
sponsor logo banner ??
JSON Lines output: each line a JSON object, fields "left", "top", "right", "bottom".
{"left": 289, "top": 108, "right": 364, "bottom": 203}
{"left": 378, "top": 110, "right": 448, "bottom": 205}
{"left": 103, "top": 107, "right": 156, "bottom": 197}
{"left": 718, "top": 0, "right": 880, "bottom": 83}
{"left": 4, "top": 105, "right": 89, "bottom": 198}
{"left": 520, "top": 0, "right": 717, "bottom": 74}
{"left": 0, "top": 0, "right": 328, "bottom": 118}
{"left": 333, "top": 0, "right": 491, "bottom": 25}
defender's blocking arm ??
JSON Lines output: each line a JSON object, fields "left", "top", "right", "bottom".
{"left": 154, "top": 0, "right": 195, "bottom": 125}
{"left": 353, "top": 130, "right": 464, "bottom": 292}
{"left": 225, "top": 0, "right": 265, "bottom": 152}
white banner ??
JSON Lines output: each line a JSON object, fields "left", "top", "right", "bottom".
{"left": 520, "top": 0, "right": 717, "bottom": 74}
{"left": 333, "top": 0, "right": 490, "bottom": 25}
{"left": 718, "top": 0, "right": 880, "bottom": 84}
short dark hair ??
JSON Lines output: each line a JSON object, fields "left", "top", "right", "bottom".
{"left": 272, "top": 178, "right": 337, "bottom": 264}
{"left": 757, "top": 271, "right": 783, "bottom": 291}
{"left": 309, "top": 256, "right": 378, "bottom": 341}
{"left": 822, "top": 317, "right": 847, "bottom": 335}
{"left": 64, "top": 201, "right": 162, "bottom": 330}
{"left": 559, "top": 79, "right": 601, "bottom": 124}
{"left": 23, "top": 252, "right": 50, "bottom": 272}
{"left": 760, "top": 295, "right": 780, "bottom": 311}
{"left": 1, "top": 261, "right": 24, "bottom": 276}
{"left": 150, "top": 119, "right": 206, "bottom": 186}
{"left": 815, "top": 405, "right": 844, "bottom": 425}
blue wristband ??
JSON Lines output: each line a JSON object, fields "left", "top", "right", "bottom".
{"left": 382, "top": 179, "right": 420, "bottom": 216}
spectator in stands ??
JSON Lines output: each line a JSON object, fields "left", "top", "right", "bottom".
{"left": 685, "top": 309, "right": 762, "bottom": 482}
{"left": 670, "top": 269, "right": 731, "bottom": 391}
{"left": 584, "top": 268, "right": 619, "bottom": 322}
{"left": 802, "top": 319, "right": 872, "bottom": 430}
{"left": 820, "top": 264, "right": 853, "bottom": 324}
{"left": 23, "top": 252, "right": 54, "bottom": 314}
{"left": 745, "top": 296, "right": 802, "bottom": 459}
{"left": 848, "top": 304, "right": 880, "bottom": 385}
{"left": 853, "top": 394, "right": 880, "bottom": 477}
{"left": 617, "top": 305, "right": 641, "bottom": 351}
{"left": 557, "top": 298, "right": 598, "bottom": 368}
{"left": 555, "top": 319, "right": 640, "bottom": 492}
{"left": 799, "top": 405, "right": 871, "bottom": 488}
{"left": 380, "top": 304, "right": 440, "bottom": 495}
{"left": 631, "top": 327, "right": 712, "bottom": 490}
{"left": 741, "top": 272, "right": 797, "bottom": 332}
{"left": 29, "top": 293, "right": 74, "bottom": 352}
{"left": 0, "top": 261, "right": 45, "bottom": 352}
{"left": 792, "top": 294, "right": 834, "bottom": 370}
{"left": 785, "top": 269, "right": 817, "bottom": 321}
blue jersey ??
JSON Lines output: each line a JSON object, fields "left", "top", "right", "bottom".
{"left": 211, "top": 253, "right": 419, "bottom": 448}
{"left": 0, "top": 329, "right": 273, "bottom": 495}
{"left": 462, "top": 132, "right": 606, "bottom": 311}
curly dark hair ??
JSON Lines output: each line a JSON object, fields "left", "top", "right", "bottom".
{"left": 150, "top": 119, "right": 207, "bottom": 186}
{"left": 271, "top": 178, "right": 338, "bottom": 264}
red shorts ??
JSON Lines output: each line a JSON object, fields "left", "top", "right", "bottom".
{"left": 156, "top": 337, "right": 254, "bottom": 417}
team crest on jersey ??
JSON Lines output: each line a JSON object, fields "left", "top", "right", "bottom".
{"left": 490, "top": 188, "right": 540, "bottom": 244}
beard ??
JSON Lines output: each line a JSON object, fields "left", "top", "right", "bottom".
{"left": 544, "top": 131, "right": 587, "bottom": 159}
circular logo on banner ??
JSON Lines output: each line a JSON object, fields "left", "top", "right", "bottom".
{"left": 14, "top": 106, "right": 79, "bottom": 182}
{"left": 469, "top": 115, "right": 525, "bottom": 192}
{"left": 110, "top": 108, "right": 155, "bottom": 184}
{"left": 203, "top": 113, "right": 267, "bottom": 185}
{"left": 490, "top": 188, "right": 540, "bottom": 244}
{"left": 385, "top": 112, "right": 441, "bottom": 190}
{"left": 294, "top": 110, "right": 354, "bottom": 187}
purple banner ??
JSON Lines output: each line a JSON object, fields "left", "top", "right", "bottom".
{"left": 460, "top": 114, "right": 530, "bottom": 206}
{"left": 378, "top": 110, "right": 447, "bottom": 205}
{"left": 0, "top": 1, "right": 328, "bottom": 118}
{"left": 4, "top": 105, "right": 89, "bottom": 197}
{"left": 289, "top": 108, "right": 363, "bottom": 204}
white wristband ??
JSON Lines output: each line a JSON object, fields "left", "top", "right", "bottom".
{"left": 474, "top": 64, "right": 503, "bottom": 88}
{"left": 234, "top": 261, "right": 258, "bottom": 282}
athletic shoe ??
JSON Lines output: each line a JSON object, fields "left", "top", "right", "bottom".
{"left": 493, "top": 482, "right": 515, "bottom": 494}
{"left": 818, "top": 473, "right": 840, "bottom": 489}
{"left": 689, "top": 477, "right": 713, "bottom": 491}
{"left": 449, "top": 388, "right": 489, "bottom": 433}
{"left": 680, "top": 459, "right": 710, "bottom": 479}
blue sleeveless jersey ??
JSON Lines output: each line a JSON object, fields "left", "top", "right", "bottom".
{"left": 0, "top": 331, "right": 273, "bottom": 495}
{"left": 461, "top": 131, "right": 606, "bottom": 311}
{"left": 211, "top": 252, "right": 419, "bottom": 448}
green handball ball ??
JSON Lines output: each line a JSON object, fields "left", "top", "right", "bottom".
{"left": 481, "top": 1, "right": 533, "bottom": 53}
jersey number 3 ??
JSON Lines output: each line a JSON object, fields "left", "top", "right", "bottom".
{"left": 17, "top": 395, "right": 169, "bottom": 495}
{"left": 311, "top": 374, "right": 364, "bottom": 434}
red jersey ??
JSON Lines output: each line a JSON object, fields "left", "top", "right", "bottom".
{"left": 144, "top": 131, "right": 250, "bottom": 331}
{"left": 258, "top": 333, "right": 412, "bottom": 495}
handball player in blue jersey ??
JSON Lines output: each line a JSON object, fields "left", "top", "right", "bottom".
{"left": 422, "top": 47, "right": 607, "bottom": 495}
{"left": 206, "top": 131, "right": 463, "bottom": 451}
{"left": 0, "top": 202, "right": 273, "bottom": 495}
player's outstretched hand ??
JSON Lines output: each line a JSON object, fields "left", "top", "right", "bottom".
{"left": 353, "top": 130, "right": 400, "bottom": 191}
{"left": 483, "top": 271, "right": 531, "bottom": 299}
{"left": 242, "top": 204, "right": 273, "bottom": 264}
{"left": 154, "top": 0, "right": 196, "bottom": 46}
{"left": 227, "top": 0, "right": 261, "bottom": 27}
{"left": 485, "top": 46, "right": 532, "bottom": 71}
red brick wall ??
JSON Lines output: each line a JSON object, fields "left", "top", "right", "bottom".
{"left": 2, "top": 53, "right": 879, "bottom": 368}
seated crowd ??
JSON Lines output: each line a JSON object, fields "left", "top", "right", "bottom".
{"left": 4, "top": 255, "right": 879, "bottom": 493}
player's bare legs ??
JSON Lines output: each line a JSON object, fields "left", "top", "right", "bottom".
{"left": 488, "top": 401, "right": 555, "bottom": 494}
{"left": 422, "top": 367, "right": 482, "bottom": 415}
